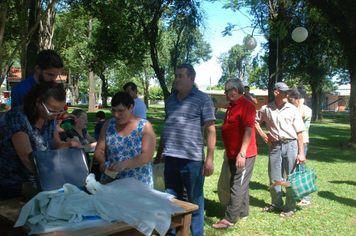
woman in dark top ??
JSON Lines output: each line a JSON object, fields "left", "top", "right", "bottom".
{"left": 0, "top": 82, "right": 81, "bottom": 200}
{"left": 62, "top": 109, "right": 97, "bottom": 152}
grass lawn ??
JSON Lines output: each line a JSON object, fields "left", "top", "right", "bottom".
{"left": 83, "top": 106, "right": 355, "bottom": 235}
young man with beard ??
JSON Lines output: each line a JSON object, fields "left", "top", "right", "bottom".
{"left": 11, "top": 50, "right": 64, "bottom": 108}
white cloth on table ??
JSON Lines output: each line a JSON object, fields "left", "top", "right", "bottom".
{"left": 15, "top": 174, "right": 186, "bottom": 235}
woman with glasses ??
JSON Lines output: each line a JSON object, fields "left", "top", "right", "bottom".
{"left": 94, "top": 92, "right": 156, "bottom": 187}
{"left": 0, "top": 82, "right": 81, "bottom": 200}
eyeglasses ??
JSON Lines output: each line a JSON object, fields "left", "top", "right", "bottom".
{"left": 41, "top": 102, "right": 64, "bottom": 116}
{"left": 224, "top": 88, "right": 235, "bottom": 94}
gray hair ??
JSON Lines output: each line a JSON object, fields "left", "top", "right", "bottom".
{"left": 226, "top": 78, "right": 244, "bottom": 95}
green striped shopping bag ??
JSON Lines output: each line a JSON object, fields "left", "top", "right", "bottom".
{"left": 286, "top": 165, "right": 318, "bottom": 200}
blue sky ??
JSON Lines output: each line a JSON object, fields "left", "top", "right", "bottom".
{"left": 194, "top": 1, "right": 266, "bottom": 87}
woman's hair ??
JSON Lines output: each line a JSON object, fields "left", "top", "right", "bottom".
{"left": 71, "top": 109, "right": 87, "bottom": 119}
{"left": 111, "top": 92, "right": 134, "bottom": 109}
{"left": 289, "top": 88, "right": 301, "bottom": 99}
{"left": 23, "top": 82, "right": 66, "bottom": 124}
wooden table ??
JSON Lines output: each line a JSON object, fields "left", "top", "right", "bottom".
{"left": 0, "top": 197, "right": 198, "bottom": 236}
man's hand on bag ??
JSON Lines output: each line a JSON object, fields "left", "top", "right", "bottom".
{"left": 296, "top": 153, "right": 306, "bottom": 164}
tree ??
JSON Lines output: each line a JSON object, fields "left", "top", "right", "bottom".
{"left": 305, "top": 0, "right": 356, "bottom": 146}
{"left": 217, "top": 44, "right": 251, "bottom": 85}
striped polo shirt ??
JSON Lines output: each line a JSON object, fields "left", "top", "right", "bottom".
{"left": 161, "top": 86, "right": 215, "bottom": 161}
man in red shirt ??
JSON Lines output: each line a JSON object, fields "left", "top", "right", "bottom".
{"left": 212, "top": 78, "right": 257, "bottom": 229}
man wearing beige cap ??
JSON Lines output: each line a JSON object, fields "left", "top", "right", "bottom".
{"left": 255, "top": 82, "right": 305, "bottom": 217}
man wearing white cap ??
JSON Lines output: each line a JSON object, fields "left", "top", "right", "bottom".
{"left": 255, "top": 82, "right": 306, "bottom": 217}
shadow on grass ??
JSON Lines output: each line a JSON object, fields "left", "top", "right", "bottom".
{"left": 205, "top": 193, "right": 269, "bottom": 219}
{"left": 318, "top": 191, "right": 356, "bottom": 207}
{"left": 249, "top": 181, "right": 269, "bottom": 191}
{"left": 329, "top": 180, "right": 356, "bottom": 186}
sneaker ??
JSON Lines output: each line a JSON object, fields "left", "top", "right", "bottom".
{"left": 297, "top": 200, "right": 310, "bottom": 207}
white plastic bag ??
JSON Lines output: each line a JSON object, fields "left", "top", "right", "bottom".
{"left": 217, "top": 151, "right": 231, "bottom": 208}
{"left": 153, "top": 163, "right": 165, "bottom": 192}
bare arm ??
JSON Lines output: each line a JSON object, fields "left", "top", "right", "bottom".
{"left": 94, "top": 121, "right": 110, "bottom": 173}
{"left": 108, "top": 121, "right": 156, "bottom": 172}
{"left": 11, "top": 132, "right": 34, "bottom": 173}
{"left": 255, "top": 122, "right": 272, "bottom": 146}
{"left": 203, "top": 120, "right": 216, "bottom": 177}
{"left": 236, "top": 127, "right": 252, "bottom": 168}
{"left": 296, "top": 132, "right": 306, "bottom": 164}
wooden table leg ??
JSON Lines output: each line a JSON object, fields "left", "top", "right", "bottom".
{"left": 175, "top": 212, "right": 192, "bottom": 236}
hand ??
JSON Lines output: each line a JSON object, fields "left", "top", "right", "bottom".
{"left": 296, "top": 153, "right": 306, "bottom": 164}
{"left": 235, "top": 155, "right": 246, "bottom": 168}
{"left": 202, "top": 159, "right": 214, "bottom": 176}
{"left": 108, "top": 161, "right": 128, "bottom": 173}
{"left": 262, "top": 133, "right": 272, "bottom": 146}
{"left": 68, "top": 141, "right": 81, "bottom": 149}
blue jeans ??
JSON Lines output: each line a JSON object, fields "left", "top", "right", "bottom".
{"left": 164, "top": 157, "right": 205, "bottom": 236}
{"left": 298, "top": 144, "right": 310, "bottom": 201}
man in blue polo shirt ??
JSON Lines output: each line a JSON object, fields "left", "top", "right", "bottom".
{"left": 11, "top": 50, "right": 63, "bottom": 108}
{"left": 155, "top": 64, "right": 216, "bottom": 236}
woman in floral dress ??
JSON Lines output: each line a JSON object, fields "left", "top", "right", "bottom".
{"left": 94, "top": 92, "right": 156, "bottom": 188}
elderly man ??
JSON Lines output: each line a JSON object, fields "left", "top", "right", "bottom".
{"left": 212, "top": 78, "right": 257, "bottom": 229}
{"left": 255, "top": 82, "right": 305, "bottom": 217}
{"left": 155, "top": 63, "right": 216, "bottom": 236}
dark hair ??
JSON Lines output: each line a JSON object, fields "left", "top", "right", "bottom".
{"left": 23, "top": 82, "right": 66, "bottom": 124}
{"left": 36, "top": 49, "right": 64, "bottom": 70}
{"left": 123, "top": 82, "right": 137, "bottom": 92}
{"left": 244, "top": 86, "right": 250, "bottom": 91}
{"left": 289, "top": 88, "right": 300, "bottom": 99}
{"left": 226, "top": 78, "right": 244, "bottom": 95}
{"left": 297, "top": 84, "right": 307, "bottom": 99}
{"left": 96, "top": 111, "right": 106, "bottom": 119}
{"left": 71, "top": 109, "right": 86, "bottom": 119}
{"left": 176, "top": 64, "right": 196, "bottom": 77}
{"left": 111, "top": 92, "right": 134, "bottom": 109}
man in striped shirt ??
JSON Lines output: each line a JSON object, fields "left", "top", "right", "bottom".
{"left": 155, "top": 64, "right": 216, "bottom": 236}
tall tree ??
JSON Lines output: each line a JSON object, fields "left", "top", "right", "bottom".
{"left": 306, "top": 0, "right": 356, "bottom": 146}
{"left": 217, "top": 44, "right": 251, "bottom": 85}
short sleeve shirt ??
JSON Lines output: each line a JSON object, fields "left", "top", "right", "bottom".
{"left": 11, "top": 76, "right": 36, "bottom": 108}
{"left": 161, "top": 86, "right": 216, "bottom": 161}
{"left": 255, "top": 101, "right": 305, "bottom": 141}
{"left": 133, "top": 98, "right": 147, "bottom": 119}
{"left": 0, "top": 106, "right": 57, "bottom": 188}
{"left": 221, "top": 96, "right": 257, "bottom": 159}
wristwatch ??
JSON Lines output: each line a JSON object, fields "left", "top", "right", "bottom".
{"left": 239, "top": 152, "right": 246, "bottom": 158}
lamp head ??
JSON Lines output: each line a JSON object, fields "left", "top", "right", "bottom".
{"left": 292, "top": 27, "right": 308, "bottom": 43}
{"left": 244, "top": 37, "right": 257, "bottom": 50}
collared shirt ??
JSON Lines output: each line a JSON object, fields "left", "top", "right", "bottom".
{"left": 133, "top": 98, "right": 147, "bottom": 119}
{"left": 161, "top": 86, "right": 215, "bottom": 161}
{"left": 255, "top": 101, "right": 305, "bottom": 142}
{"left": 221, "top": 96, "right": 257, "bottom": 159}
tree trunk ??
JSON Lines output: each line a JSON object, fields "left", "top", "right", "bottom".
{"left": 26, "top": 0, "right": 40, "bottom": 78}
{"left": 72, "top": 74, "right": 79, "bottom": 105}
{"left": 349, "top": 65, "right": 356, "bottom": 144}
{"left": 311, "top": 85, "right": 323, "bottom": 121}
{"left": 268, "top": 38, "right": 277, "bottom": 103}
{"left": 99, "top": 71, "right": 108, "bottom": 108}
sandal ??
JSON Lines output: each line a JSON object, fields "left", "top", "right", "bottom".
{"left": 262, "top": 205, "right": 276, "bottom": 212}
{"left": 280, "top": 211, "right": 295, "bottom": 218}
{"left": 212, "top": 220, "right": 234, "bottom": 229}
{"left": 297, "top": 200, "right": 310, "bottom": 207}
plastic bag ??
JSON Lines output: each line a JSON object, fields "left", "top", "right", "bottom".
{"left": 153, "top": 163, "right": 165, "bottom": 192}
{"left": 217, "top": 151, "right": 231, "bottom": 208}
